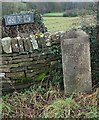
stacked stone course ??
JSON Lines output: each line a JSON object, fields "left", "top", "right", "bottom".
{"left": 0, "top": 32, "right": 62, "bottom": 94}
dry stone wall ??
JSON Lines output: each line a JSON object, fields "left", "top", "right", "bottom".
{"left": 0, "top": 32, "right": 63, "bottom": 94}
{"left": 1, "top": 29, "right": 97, "bottom": 94}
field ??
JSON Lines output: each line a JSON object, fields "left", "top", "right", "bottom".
{"left": 43, "top": 15, "right": 95, "bottom": 33}
{"left": 43, "top": 12, "right": 63, "bottom": 17}
{"left": 43, "top": 17, "right": 81, "bottom": 33}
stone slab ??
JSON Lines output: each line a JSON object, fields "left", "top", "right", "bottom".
{"left": 18, "top": 61, "right": 34, "bottom": 67}
{"left": 11, "top": 38, "right": 19, "bottom": 53}
{"left": 30, "top": 34, "right": 38, "bottom": 50}
{"left": 23, "top": 39, "right": 30, "bottom": 52}
{"left": 61, "top": 29, "right": 92, "bottom": 93}
{"left": 0, "top": 40, "right": 2, "bottom": 54}
{"left": 10, "top": 58, "right": 33, "bottom": 64}
{"left": 6, "top": 72, "right": 25, "bottom": 78}
{"left": 17, "top": 38, "right": 24, "bottom": 52}
{"left": 26, "top": 38, "right": 33, "bottom": 52}
{"left": 13, "top": 54, "right": 29, "bottom": 59}
{"left": 11, "top": 67, "right": 27, "bottom": 72}
{"left": 1, "top": 37, "right": 12, "bottom": 53}
{"left": 0, "top": 67, "right": 10, "bottom": 72}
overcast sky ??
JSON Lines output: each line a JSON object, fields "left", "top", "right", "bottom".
{"left": 1, "top": 0, "right": 96, "bottom": 2}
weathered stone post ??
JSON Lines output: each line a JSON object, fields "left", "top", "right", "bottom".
{"left": 61, "top": 29, "right": 92, "bottom": 93}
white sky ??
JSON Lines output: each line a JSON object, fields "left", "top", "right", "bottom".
{"left": 1, "top": 0, "right": 97, "bottom": 2}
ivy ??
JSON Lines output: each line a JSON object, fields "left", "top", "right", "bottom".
{"left": 82, "top": 25, "right": 99, "bottom": 85}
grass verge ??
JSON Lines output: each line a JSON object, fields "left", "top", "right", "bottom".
{"left": 2, "top": 85, "right": 99, "bottom": 119}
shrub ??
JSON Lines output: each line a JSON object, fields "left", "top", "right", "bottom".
{"left": 63, "top": 9, "right": 94, "bottom": 17}
{"left": 63, "top": 10, "right": 78, "bottom": 17}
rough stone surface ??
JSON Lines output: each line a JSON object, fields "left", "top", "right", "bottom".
{"left": 13, "top": 54, "right": 29, "bottom": 59}
{"left": 0, "top": 73, "right": 5, "bottom": 78}
{"left": 0, "top": 67, "right": 10, "bottom": 72}
{"left": 11, "top": 38, "right": 19, "bottom": 53}
{"left": 0, "top": 40, "right": 2, "bottom": 54}
{"left": 26, "top": 38, "right": 34, "bottom": 52}
{"left": 1, "top": 37, "right": 12, "bottom": 53}
{"left": 17, "top": 38, "right": 24, "bottom": 52}
{"left": 6, "top": 72, "right": 25, "bottom": 78}
{"left": 61, "top": 29, "right": 92, "bottom": 93}
{"left": 24, "top": 39, "right": 30, "bottom": 52}
{"left": 30, "top": 34, "right": 38, "bottom": 50}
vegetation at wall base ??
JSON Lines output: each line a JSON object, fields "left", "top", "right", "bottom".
{"left": 2, "top": 85, "right": 98, "bottom": 119}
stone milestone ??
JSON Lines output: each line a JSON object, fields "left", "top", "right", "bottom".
{"left": 61, "top": 29, "right": 92, "bottom": 93}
